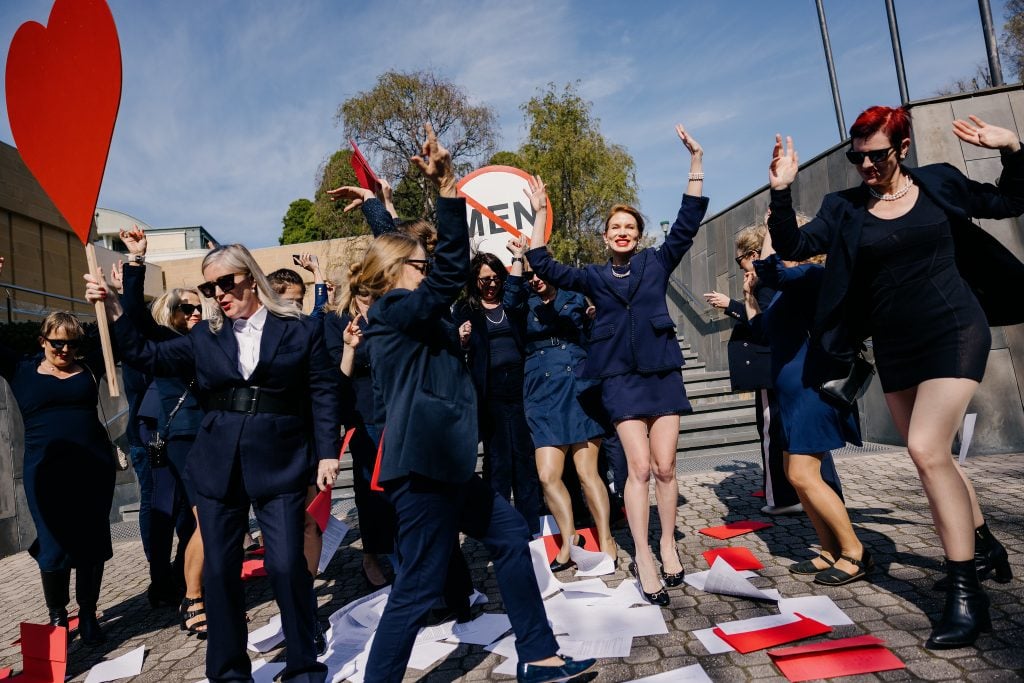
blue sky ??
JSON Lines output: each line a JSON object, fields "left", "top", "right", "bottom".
{"left": 0, "top": 1, "right": 1014, "bottom": 247}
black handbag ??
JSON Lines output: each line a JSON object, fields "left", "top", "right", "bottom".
{"left": 148, "top": 382, "right": 193, "bottom": 468}
{"left": 819, "top": 353, "right": 875, "bottom": 407}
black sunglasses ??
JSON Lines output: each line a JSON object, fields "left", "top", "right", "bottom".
{"left": 523, "top": 271, "right": 538, "bottom": 280}
{"left": 734, "top": 251, "right": 757, "bottom": 266}
{"left": 477, "top": 276, "right": 501, "bottom": 287}
{"left": 45, "top": 338, "right": 81, "bottom": 352}
{"left": 197, "top": 272, "right": 248, "bottom": 298}
{"left": 404, "top": 258, "right": 431, "bottom": 275}
{"left": 176, "top": 303, "right": 202, "bottom": 316}
{"left": 845, "top": 147, "right": 894, "bottom": 165}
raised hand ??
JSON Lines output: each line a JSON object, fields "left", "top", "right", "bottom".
{"left": 742, "top": 270, "right": 758, "bottom": 296}
{"left": 379, "top": 178, "right": 399, "bottom": 218}
{"left": 703, "top": 291, "right": 730, "bottom": 310}
{"left": 326, "top": 185, "right": 375, "bottom": 212}
{"left": 458, "top": 320, "right": 472, "bottom": 348}
{"left": 506, "top": 235, "right": 528, "bottom": 258}
{"left": 109, "top": 260, "right": 125, "bottom": 293}
{"left": 83, "top": 269, "right": 123, "bottom": 320}
{"left": 522, "top": 175, "right": 547, "bottom": 213}
{"left": 120, "top": 225, "right": 147, "bottom": 256}
{"left": 297, "top": 254, "right": 320, "bottom": 274}
{"left": 675, "top": 123, "right": 703, "bottom": 158}
{"left": 411, "top": 123, "right": 456, "bottom": 196}
{"left": 343, "top": 313, "right": 363, "bottom": 349}
{"left": 769, "top": 134, "right": 799, "bottom": 190}
{"left": 952, "top": 115, "right": 1021, "bottom": 152}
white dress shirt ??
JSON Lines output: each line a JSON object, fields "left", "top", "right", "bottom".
{"left": 232, "top": 305, "right": 268, "bottom": 380}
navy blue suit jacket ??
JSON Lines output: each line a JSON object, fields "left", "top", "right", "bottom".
{"left": 365, "top": 197, "right": 477, "bottom": 484}
{"left": 526, "top": 194, "right": 709, "bottom": 379}
{"left": 111, "top": 310, "right": 341, "bottom": 500}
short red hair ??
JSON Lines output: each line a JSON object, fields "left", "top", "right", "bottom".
{"left": 850, "top": 106, "right": 912, "bottom": 147}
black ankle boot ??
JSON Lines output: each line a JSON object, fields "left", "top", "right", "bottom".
{"left": 76, "top": 564, "right": 106, "bottom": 645}
{"left": 40, "top": 569, "right": 70, "bottom": 628}
{"left": 926, "top": 558, "right": 991, "bottom": 650}
{"left": 933, "top": 523, "right": 1014, "bottom": 590}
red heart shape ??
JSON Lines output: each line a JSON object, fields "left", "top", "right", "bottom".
{"left": 5, "top": 0, "right": 121, "bottom": 244}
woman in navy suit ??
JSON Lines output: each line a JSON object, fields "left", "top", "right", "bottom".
{"left": 526, "top": 124, "right": 707, "bottom": 605}
{"left": 357, "top": 124, "right": 593, "bottom": 683}
{"left": 86, "top": 245, "right": 340, "bottom": 683}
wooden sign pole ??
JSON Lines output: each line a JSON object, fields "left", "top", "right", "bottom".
{"left": 84, "top": 242, "right": 119, "bottom": 397}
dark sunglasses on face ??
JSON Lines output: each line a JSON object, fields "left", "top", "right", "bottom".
{"left": 477, "top": 276, "right": 501, "bottom": 287}
{"left": 45, "top": 338, "right": 81, "bottom": 352}
{"left": 176, "top": 303, "right": 202, "bottom": 316}
{"left": 523, "top": 271, "right": 539, "bottom": 280}
{"left": 845, "top": 147, "right": 894, "bottom": 165}
{"left": 197, "top": 272, "right": 247, "bottom": 298}
{"left": 735, "top": 251, "right": 757, "bottom": 266}
{"left": 404, "top": 258, "right": 430, "bottom": 275}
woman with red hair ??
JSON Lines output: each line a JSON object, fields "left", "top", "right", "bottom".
{"left": 767, "top": 105, "right": 1024, "bottom": 650}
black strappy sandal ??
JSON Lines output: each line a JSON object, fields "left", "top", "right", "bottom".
{"left": 789, "top": 552, "right": 836, "bottom": 575}
{"left": 180, "top": 595, "right": 208, "bottom": 640}
{"left": 814, "top": 551, "right": 873, "bottom": 586}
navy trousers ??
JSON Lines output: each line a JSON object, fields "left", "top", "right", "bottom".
{"left": 365, "top": 473, "right": 558, "bottom": 683}
{"left": 196, "top": 481, "right": 325, "bottom": 683}
{"left": 349, "top": 425, "right": 396, "bottom": 555}
{"left": 482, "top": 370, "right": 540, "bottom": 535}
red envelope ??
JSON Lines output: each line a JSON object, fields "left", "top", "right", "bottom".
{"left": 307, "top": 427, "right": 358, "bottom": 532}
{"left": 699, "top": 520, "right": 772, "bottom": 539}
{"left": 349, "top": 139, "right": 382, "bottom": 193}
{"left": 702, "top": 547, "right": 764, "bottom": 570}
{"left": 18, "top": 622, "right": 66, "bottom": 683}
{"left": 768, "top": 635, "right": 905, "bottom": 682}
{"left": 241, "top": 558, "right": 267, "bottom": 580}
{"left": 0, "top": 667, "right": 11, "bottom": 679}
{"left": 541, "top": 527, "right": 600, "bottom": 563}
{"left": 713, "top": 613, "right": 831, "bottom": 654}
{"left": 751, "top": 490, "right": 765, "bottom": 498}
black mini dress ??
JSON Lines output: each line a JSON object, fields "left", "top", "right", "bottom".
{"left": 858, "top": 191, "right": 991, "bottom": 393}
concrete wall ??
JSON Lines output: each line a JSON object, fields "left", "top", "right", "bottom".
{"left": 670, "top": 85, "right": 1024, "bottom": 454}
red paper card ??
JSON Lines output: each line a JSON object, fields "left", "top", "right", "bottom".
{"left": 18, "top": 622, "right": 66, "bottom": 683}
{"left": 541, "top": 527, "right": 599, "bottom": 564}
{"left": 0, "top": 667, "right": 10, "bottom": 679}
{"left": 699, "top": 520, "right": 772, "bottom": 539}
{"left": 307, "top": 488, "right": 332, "bottom": 533}
{"left": 713, "top": 613, "right": 831, "bottom": 654}
{"left": 241, "top": 558, "right": 267, "bottom": 580}
{"left": 349, "top": 139, "right": 382, "bottom": 193}
{"left": 751, "top": 490, "right": 765, "bottom": 498}
{"left": 702, "top": 547, "right": 764, "bottom": 571}
{"left": 768, "top": 635, "right": 905, "bottom": 682}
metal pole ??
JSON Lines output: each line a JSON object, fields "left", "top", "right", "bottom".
{"left": 979, "top": 0, "right": 1005, "bottom": 86}
{"left": 815, "top": 0, "right": 846, "bottom": 140}
{"left": 884, "top": 0, "right": 910, "bottom": 104}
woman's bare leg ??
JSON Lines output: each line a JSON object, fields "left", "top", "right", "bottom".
{"left": 650, "top": 415, "right": 682, "bottom": 576}
{"left": 785, "top": 452, "right": 862, "bottom": 574}
{"left": 536, "top": 446, "right": 574, "bottom": 564}
{"left": 617, "top": 419, "right": 660, "bottom": 592}
{"left": 571, "top": 439, "right": 616, "bottom": 558}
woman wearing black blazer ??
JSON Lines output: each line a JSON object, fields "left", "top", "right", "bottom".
{"left": 86, "top": 244, "right": 340, "bottom": 683}
{"left": 357, "top": 125, "right": 593, "bottom": 683}
{"left": 526, "top": 124, "right": 707, "bottom": 605}
{"left": 767, "top": 106, "right": 1024, "bottom": 649}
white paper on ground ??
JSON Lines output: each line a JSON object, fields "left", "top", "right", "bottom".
{"left": 716, "top": 612, "right": 801, "bottom": 635}
{"left": 448, "top": 612, "right": 512, "bottom": 646}
{"left": 327, "top": 586, "right": 390, "bottom": 629}
{"left": 529, "top": 538, "right": 561, "bottom": 598}
{"left": 691, "top": 557, "right": 779, "bottom": 601}
{"left": 469, "top": 589, "right": 489, "bottom": 606}
{"left": 569, "top": 544, "right": 615, "bottom": 577}
{"left": 627, "top": 663, "right": 713, "bottom": 682}
{"left": 959, "top": 412, "right": 978, "bottom": 465}
{"left": 574, "top": 578, "right": 646, "bottom": 607}
{"left": 558, "top": 578, "right": 617, "bottom": 597}
{"left": 318, "top": 516, "right": 351, "bottom": 574}
{"left": 415, "top": 620, "right": 455, "bottom": 644}
{"left": 684, "top": 567, "right": 758, "bottom": 591}
{"left": 560, "top": 636, "right": 633, "bottom": 658}
{"left": 692, "top": 627, "right": 734, "bottom": 654}
{"left": 247, "top": 614, "right": 285, "bottom": 653}
{"left": 252, "top": 659, "right": 288, "bottom": 683}
{"left": 83, "top": 645, "right": 146, "bottom": 683}
{"left": 777, "top": 595, "right": 853, "bottom": 626}
{"left": 407, "top": 639, "right": 458, "bottom": 670}
{"left": 348, "top": 595, "right": 388, "bottom": 630}
{"left": 555, "top": 604, "right": 667, "bottom": 641}
{"left": 493, "top": 654, "right": 519, "bottom": 677}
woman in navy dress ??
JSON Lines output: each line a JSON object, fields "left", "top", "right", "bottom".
{"left": 745, "top": 230, "right": 865, "bottom": 586}
{"left": 0, "top": 282, "right": 113, "bottom": 645}
{"left": 503, "top": 247, "right": 615, "bottom": 566}
{"left": 526, "top": 124, "right": 707, "bottom": 605}
{"left": 767, "top": 106, "right": 1024, "bottom": 648}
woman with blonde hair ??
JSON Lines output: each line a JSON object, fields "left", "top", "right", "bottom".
{"left": 86, "top": 241, "right": 340, "bottom": 682}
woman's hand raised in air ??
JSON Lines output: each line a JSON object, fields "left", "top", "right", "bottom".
{"left": 769, "top": 133, "right": 799, "bottom": 191}
{"left": 952, "top": 115, "right": 1021, "bottom": 153}
{"left": 411, "top": 123, "right": 456, "bottom": 197}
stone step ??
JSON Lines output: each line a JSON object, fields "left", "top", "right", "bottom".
{"left": 681, "top": 368, "right": 730, "bottom": 382}
{"left": 678, "top": 425, "right": 760, "bottom": 451}
{"left": 681, "top": 361, "right": 707, "bottom": 372}
{"left": 676, "top": 442, "right": 763, "bottom": 463}
{"left": 678, "top": 408, "right": 757, "bottom": 434}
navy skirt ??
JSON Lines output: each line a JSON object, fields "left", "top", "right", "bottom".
{"left": 601, "top": 369, "right": 691, "bottom": 423}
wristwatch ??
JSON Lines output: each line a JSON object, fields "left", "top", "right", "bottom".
{"left": 132, "top": 254, "right": 145, "bottom": 265}
{"left": 511, "top": 257, "right": 524, "bottom": 263}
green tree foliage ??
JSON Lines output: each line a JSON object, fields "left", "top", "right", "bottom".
{"left": 514, "top": 83, "right": 638, "bottom": 266}
{"left": 279, "top": 150, "right": 369, "bottom": 245}
{"left": 338, "top": 70, "right": 498, "bottom": 217}
{"left": 279, "top": 198, "right": 313, "bottom": 245}
{"left": 1003, "top": 0, "right": 1024, "bottom": 81}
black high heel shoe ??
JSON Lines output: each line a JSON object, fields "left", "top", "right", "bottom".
{"left": 933, "top": 523, "right": 1013, "bottom": 590}
{"left": 628, "top": 561, "right": 669, "bottom": 607}
{"left": 549, "top": 534, "right": 586, "bottom": 572}
{"left": 660, "top": 546, "right": 685, "bottom": 587}
{"left": 179, "top": 595, "right": 208, "bottom": 640}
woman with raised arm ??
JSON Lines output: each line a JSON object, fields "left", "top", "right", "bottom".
{"left": 357, "top": 125, "right": 594, "bottom": 683}
{"left": 525, "top": 124, "right": 708, "bottom": 605}
{"left": 766, "top": 106, "right": 1024, "bottom": 649}
{"left": 86, "top": 242, "right": 340, "bottom": 682}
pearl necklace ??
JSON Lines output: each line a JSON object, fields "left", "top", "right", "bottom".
{"left": 611, "top": 263, "right": 631, "bottom": 279}
{"left": 869, "top": 175, "right": 913, "bottom": 201}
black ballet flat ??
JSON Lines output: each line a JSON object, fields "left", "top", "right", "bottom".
{"left": 549, "top": 557, "right": 576, "bottom": 572}
{"left": 629, "top": 562, "right": 670, "bottom": 607}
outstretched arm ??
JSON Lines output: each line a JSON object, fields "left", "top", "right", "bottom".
{"left": 951, "top": 115, "right": 1024, "bottom": 219}
{"left": 766, "top": 133, "right": 831, "bottom": 260}
{"left": 658, "top": 124, "right": 711, "bottom": 270}
{"left": 522, "top": 175, "right": 591, "bottom": 294}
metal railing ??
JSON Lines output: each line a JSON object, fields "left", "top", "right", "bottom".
{"left": 0, "top": 282, "right": 95, "bottom": 323}
{"left": 668, "top": 273, "right": 716, "bottom": 323}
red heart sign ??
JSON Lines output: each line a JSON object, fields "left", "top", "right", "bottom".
{"left": 5, "top": 0, "right": 122, "bottom": 245}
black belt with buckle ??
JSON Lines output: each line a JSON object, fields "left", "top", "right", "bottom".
{"left": 206, "top": 387, "right": 303, "bottom": 416}
{"left": 525, "top": 336, "right": 578, "bottom": 354}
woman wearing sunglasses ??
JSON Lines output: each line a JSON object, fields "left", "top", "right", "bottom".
{"left": 525, "top": 124, "right": 708, "bottom": 606}
{"left": 116, "top": 227, "right": 218, "bottom": 637}
{"left": 0, "top": 259, "right": 114, "bottom": 645}
{"left": 767, "top": 106, "right": 1024, "bottom": 649}
{"left": 86, "top": 243, "right": 340, "bottom": 682}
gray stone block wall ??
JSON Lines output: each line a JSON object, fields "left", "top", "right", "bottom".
{"left": 669, "top": 86, "right": 1024, "bottom": 453}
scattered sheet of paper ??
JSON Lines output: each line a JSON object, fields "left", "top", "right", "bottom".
{"left": 560, "top": 637, "right": 633, "bottom": 658}
{"left": 688, "top": 557, "right": 779, "bottom": 601}
{"left": 569, "top": 544, "right": 615, "bottom": 577}
{"left": 415, "top": 620, "right": 455, "bottom": 644}
{"left": 574, "top": 579, "right": 646, "bottom": 607}
{"left": 349, "top": 597, "right": 387, "bottom": 630}
{"left": 83, "top": 645, "right": 145, "bottom": 683}
{"left": 247, "top": 614, "right": 284, "bottom": 653}
{"left": 702, "top": 546, "right": 764, "bottom": 571}
{"left": 699, "top": 520, "right": 772, "bottom": 539}
{"left": 529, "top": 538, "right": 561, "bottom": 598}
{"left": 693, "top": 627, "right": 735, "bottom": 654}
{"left": 959, "top": 412, "right": 977, "bottom": 465}
{"left": 448, "top": 613, "right": 511, "bottom": 646}
{"left": 318, "top": 516, "right": 351, "bottom": 574}
{"left": 777, "top": 595, "right": 853, "bottom": 626}
{"left": 626, "top": 663, "right": 713, "bottom": 682}
{"left": 469, "top": 589, "right": 489, "bottom": 606}
{"left": 717, "top": 613, "right": 801, "bottom": 635}
{"left": 767, "top": 634, "right": 905, "bottom": 682}
{"left": 407, "top": 639, "right": 457, "bottom": 670}
{"left": 684, "top": 566, "right": 757, "bottom": 591}
{"left": 559, "top": 605, "right": 668, "bottom": 641}
{"left": 252, "top": 659, "right": 287, "bottom": 683}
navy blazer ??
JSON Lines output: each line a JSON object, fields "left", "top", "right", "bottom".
{"left": 111, "top": 310, "right": 341, "bottom": 500}
{"left": 526, "top": 194, "right": 709, "bottom": 379}
{"left": 723, "top": 284, "right": 776, "bottom": 391}
{"left": 364, "top": 197, "right": 478, "bottom": 484}
{"left": 769, "top": 151, "right": 1024, "bottom": 384}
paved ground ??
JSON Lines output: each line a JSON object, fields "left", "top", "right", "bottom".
{"left": 0, "top": 448, "right": 1022, "bottom": 682}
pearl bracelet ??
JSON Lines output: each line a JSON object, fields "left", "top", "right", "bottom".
{"left": 688, "top": 173, "right": 704, "bottom": 181}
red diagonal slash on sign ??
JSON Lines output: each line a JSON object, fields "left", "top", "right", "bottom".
{"left": 457, "top": 165, "right": 552, "bottom": 243}
{"left": 460, "top": 192, "right": 523, "bottom": 238}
